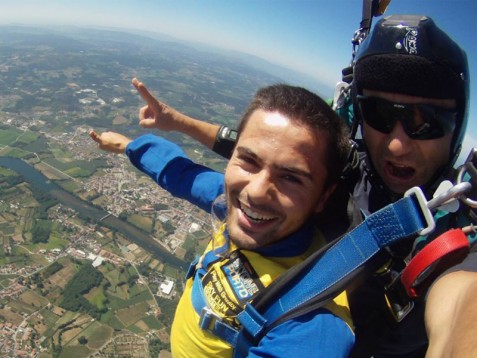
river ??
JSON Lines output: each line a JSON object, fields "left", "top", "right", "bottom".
{"left": 0, "top": 157, "right": 187, "bottom": 270}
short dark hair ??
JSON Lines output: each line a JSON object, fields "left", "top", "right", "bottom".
{"left": 237, "top": 84, "right": 350, "bottom": 188}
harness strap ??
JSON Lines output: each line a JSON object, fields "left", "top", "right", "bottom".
{"left": 186, "top": 229, "right": 230, "bottom": 280}
{"left": 189, "top": 231, "right": 240, "bottom": 346}
{"left": 235, "top": 193, "right": 430, "bottom": 345}
{"left": 189, "top": 192, "right": 433, "bottom": 355}
{"left": 190, "top": 269, "right": 240, "bottom": 346}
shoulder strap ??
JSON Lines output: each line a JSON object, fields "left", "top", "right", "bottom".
{"left": 233, "top": 191, "right": 432, "bottom": 355}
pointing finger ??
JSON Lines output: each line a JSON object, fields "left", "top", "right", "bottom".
{"left": 132, "top": 78, "right": 159, "bottom": 107}
{"left": 89, "top": 130, "right": 101, "bottom": 143}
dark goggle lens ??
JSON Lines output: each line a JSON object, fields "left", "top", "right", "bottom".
{"left": 357, "top": 95, "right": 457, "bottom": 140}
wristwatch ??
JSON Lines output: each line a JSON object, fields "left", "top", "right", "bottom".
{"left": 212, "top": 125, "right": 237, "bottom": 159}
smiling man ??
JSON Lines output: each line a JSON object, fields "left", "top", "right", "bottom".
{"left": 89, "top": 84, "right": 353, "bottom": 357}
{"left": 224, "top": 109, "right": 331, "bottom": 250}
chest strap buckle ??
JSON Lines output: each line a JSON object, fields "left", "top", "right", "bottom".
{"left": 199, "top": 306, "right": 223, "bottom": 330}
{"left": 199, "top": 307, "right": 239, "bottom": 347}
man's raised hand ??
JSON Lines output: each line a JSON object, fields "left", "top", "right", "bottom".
{"left": 132, "top": 78, "right": 183, "bottom": 131}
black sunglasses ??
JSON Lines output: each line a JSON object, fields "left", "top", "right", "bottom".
{"left": 357, "top": 95, "right": 457, "bottom": 140}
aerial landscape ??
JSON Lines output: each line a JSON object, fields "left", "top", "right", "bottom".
{"left": 0, "top": 24, "right": 292, "bottom": 357}
{"left": 2, "top": 1, "right": 475, "bottom": 356}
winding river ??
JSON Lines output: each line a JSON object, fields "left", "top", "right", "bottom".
{"left": 0, "top": 157, "right": 187, "bottom": 270}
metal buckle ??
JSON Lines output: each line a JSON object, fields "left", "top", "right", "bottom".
{"left": 404, "top": 186, "right": 435, "bottom": 236}
{"left": 456, "top": 147, "right": 477, "bottom": 208}
{"left": 427, "top": 181, "right": 471, "bottom": 211}
{"left": 384, "top": 272, "right": 414, "bottom": 322}
{"left": 404, "top": 182, "right": 472, "bottom": 236}
{"left": 199, "top": 307, "right": 222, "bottom": 332}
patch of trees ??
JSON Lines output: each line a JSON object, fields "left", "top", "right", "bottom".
{"left": 118, "top": 211, "right": 128, "bottom": 221}
{"left": 43, "top": 261, "right": 63, "bottom": 278}
{"left": 31, "top": 220, "right": 52, "bottom": 244}
{"left": 137, "top": 262, "right": 151, "bottom": 277}
{"left": 30, "top": 273, "right": 43, "bottom": 288}
{"left": 57, "top": 319, "right": 76, "bottom": 330}
{"left": 31, "top": 191, "right": 58, "bottom": 220}
{"left": 155, "top": 296, "right": 179, "bottom": 329}
{"left": 51, "top": 337, "right": 62, "bottom": 358}
{"left": 1, "top": 174, "right": 23, "bottom": 187}
{"left": 59, "top": 264, "right": 107, "bottom": 319}
{"left": 128, "top": 273, "right": 139, "bottom": 287}
{"left": 149, "top": 337, "right": 169, "bottom": 357}
{"left": 154, "top": 203, "right": 168, "bottom": 211}
{"left": 162, "top": 221, "right": 175, "bottom": 235}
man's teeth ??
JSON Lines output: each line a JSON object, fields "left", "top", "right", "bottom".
{"left": 241, "top": 205, "right": 275, "bottom": 221}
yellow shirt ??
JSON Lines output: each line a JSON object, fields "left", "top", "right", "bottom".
{"left": 171, "top": 227, "right": 352, "bottom": 357}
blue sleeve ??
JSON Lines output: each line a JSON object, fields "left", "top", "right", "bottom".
{"left": 125, "top": 134, "right": 225, "bottom": 212}
{"left": 248, "top": 309, "right": 354, "bottom": 358}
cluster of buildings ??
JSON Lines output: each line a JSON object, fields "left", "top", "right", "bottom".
{"left": 0, "top": 321, "right": 39, "bottom": 357}
{"left": 0, "top": 108, "right": 219, "bottom": 355}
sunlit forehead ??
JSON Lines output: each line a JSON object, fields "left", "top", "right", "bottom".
{"left": 263, "top": 112, "right": 289, "bottom": 128}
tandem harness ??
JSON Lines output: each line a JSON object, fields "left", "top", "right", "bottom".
{"left": 187, "top": 149, "right": 476, "bottom": 357}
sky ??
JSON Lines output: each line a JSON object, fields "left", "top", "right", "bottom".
{"left": 0, "top": 0, "right": 476, "bottom": 162}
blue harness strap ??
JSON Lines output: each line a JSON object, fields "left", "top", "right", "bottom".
{"left": 233, "top": 193, "right": 431, "bottom": 356}
{"left": 188, "top": 192, "right": 433, "bottom": 357}
{"left": 191, "top": 268, "right": 240, "bottom": 346}
{"left": 189, "top": 230, "right": 241, "bottom": 346}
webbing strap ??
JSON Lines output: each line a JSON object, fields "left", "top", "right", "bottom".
{"left": 191, "top": 269, "right": 240, "bottom": 346}
{"left": 189, "top": 233, "right": 240, "bottom": 346}
{"left": 236, "top": 194, "right": 428, "bottom": 341}
{"left": 186, "top": 231, "right": 229, "bottom": 280}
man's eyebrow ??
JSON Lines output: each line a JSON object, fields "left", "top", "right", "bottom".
{"left": 235, "top": 146, "right": 257, "bottom": 159}
{"left": 277, "top": 165, "right": 313, "bottom": 181}
{"left": 235, "top": 146, "right": 314, "bottom": 181}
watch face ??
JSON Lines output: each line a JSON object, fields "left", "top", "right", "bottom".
{"left": 228, "top": 130, "right": 238, "bottom": 140}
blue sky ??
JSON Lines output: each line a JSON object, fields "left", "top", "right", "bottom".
{"left": 1, "top": 0, "right": 476, "bottom": 162}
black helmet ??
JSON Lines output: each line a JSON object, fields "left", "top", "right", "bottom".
{"left": 353, "top": 15, "right": 470, "bottom": 166}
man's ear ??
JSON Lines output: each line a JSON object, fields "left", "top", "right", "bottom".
{"left": 313, "top": 183, "right": 337, "bottom": 215}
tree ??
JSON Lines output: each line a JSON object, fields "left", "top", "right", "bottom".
{"left": 78, "top": 336, "right": 88, "bottom": 345}
{"left": 31, "top": 220, "right": 52, "bottom": 244}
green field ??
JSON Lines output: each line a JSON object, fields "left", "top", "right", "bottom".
{"left": 80, "top": 321, "right": 113, "bottom": 349}
{"left": 127, "top": 214, "right": 153, "bottom": 232}
{"left": 0, "top": 128, "right": 23, "bottom": 145}
{"left": 59, "top": 345, "right": 92, "bottom": 358}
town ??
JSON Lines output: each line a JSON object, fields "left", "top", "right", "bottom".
{"left": 0, "top": 92, "right": 218, "bottom": 357}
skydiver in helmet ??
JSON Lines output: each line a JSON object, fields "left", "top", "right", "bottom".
{"left": 341, "top": 15, "right": 475, "bottom": 357}
{"left": 102, "top": 14, "right": 476, "bottom": 357}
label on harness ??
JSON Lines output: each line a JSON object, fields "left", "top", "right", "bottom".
{"left": 202, "top": 251, "right": 263, "bottom": 317}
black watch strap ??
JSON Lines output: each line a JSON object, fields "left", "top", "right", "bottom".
{"left": 212, "top": 125, "right": 237, "bottom": 159}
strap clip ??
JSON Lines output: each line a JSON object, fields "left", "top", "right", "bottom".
{"left": 199, "top": 306, "right": 223, "bottom": 331}
{"left": 404, "top": 187, "right": 435, "bottom": 236}
{"left": 384, "top": 272, "right": 414, "bottom": 322}
{"left": 457, "top": 147, "right": 477, "bottom": 208}
{"left": 199, "top": 307, "right": 239, "bottom": 346}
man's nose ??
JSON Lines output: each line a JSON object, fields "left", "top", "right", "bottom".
{"left": 246, "top": 171, "right": 275, "bottom": 201}
{"left": 386, "top": 121, "right": 414, "bottom": 156}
